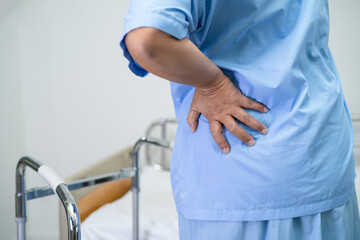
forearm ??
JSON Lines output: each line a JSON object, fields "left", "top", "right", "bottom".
{"left": 124, "top": 27, "right": 226, "bottom": 89}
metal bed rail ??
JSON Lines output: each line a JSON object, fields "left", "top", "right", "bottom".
{"left": 132, "top": 136, "right": 172, "bottom": 240}
{"left": 145, "top": 118, "right": 177, "bottom": 170}
{"left": 15, "top": 136, "right": 172, "bottom": 240}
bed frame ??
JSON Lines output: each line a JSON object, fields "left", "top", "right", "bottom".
{"left": 15, "top": 118, "right": 176, "bottom": 240}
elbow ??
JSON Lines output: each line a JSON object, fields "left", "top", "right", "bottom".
{"left": 125, "top": 27, "right": 166, "bottom": 62}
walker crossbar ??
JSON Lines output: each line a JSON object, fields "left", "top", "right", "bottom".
{"left": 15, "top": 156, "right": 81, "bottom": 240}
{"left": 26, "top": 168, "right": 136, "bottom": 200}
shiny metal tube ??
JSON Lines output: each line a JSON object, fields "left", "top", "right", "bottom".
{"left": 15, "top": 156, "right": 81, "bottom": 240}
{"left": 132, "top": 136, "right": 172, "bottom": 240}
{"left": 15, "top": 156, "right": 42, "bottom": 240}
{"left": 15, "top": 217, "right": 26, "bottom": 240}
{"left": 132, "top": 144, "right": 140, "bottom": 240}
{"left": 26, "top": 168, "right": 135, "bottom": 200}
{"left": 56, "top": 184, "right": 81, "bottom": 240}
{"left": 144, "top": 118, "right": 177, "bottom": 170}
{"left": 161, "top": 122, "right": 167, "bottom": 168}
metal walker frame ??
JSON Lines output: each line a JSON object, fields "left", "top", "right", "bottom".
{"left": 15, "top": 136, "right": 172, "bottom": 240}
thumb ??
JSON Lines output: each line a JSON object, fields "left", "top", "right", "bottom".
{"left": 187, "top": 106, "right": 201, "bottom": 132}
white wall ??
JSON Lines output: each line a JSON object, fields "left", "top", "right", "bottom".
{"left": 328, "top": 0, "right": 360, "bottom": 166}
{"left": 0, "top": 0, "right": 359, "bottom": 239}
{"left": 328, "top": 0, "right": 360, "bottom": 115}
{"left": 0, "top": 4, "right": 25, "bottom": 240}
{"left": 1, "top": 1, "right": 175, "bottom": 239}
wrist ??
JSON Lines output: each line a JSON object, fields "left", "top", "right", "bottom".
{"left": 197, "top": 73, "right": 231, "bottom": 96}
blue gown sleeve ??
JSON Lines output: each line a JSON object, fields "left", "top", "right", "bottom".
{"left": 119, "top": 0, "right": 200, "bottom": 77}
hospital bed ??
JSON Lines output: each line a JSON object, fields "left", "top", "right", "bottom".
{"left": 15, "top": 118, "right": 177, "bottom": 240}
{"left": 15, "top": 115, "right": 360, "bottom": 240}
{"left": 59, "top": 118, "right": 178, "bottom": 240}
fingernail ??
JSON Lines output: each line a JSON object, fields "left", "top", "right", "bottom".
{"left": 263, "top": 107, "right": 268, "bottom": 113}
{"left": 261, "top": 128, "right": 268, "bottom": 134}
{"left": 222, "top": 147, "right": 229, "bottom": 154}
{"left": 191, "top": 126, "right": 195, "bottom": 132}
{"left": 247, "top": 139, "right": 255, "bottom": 146}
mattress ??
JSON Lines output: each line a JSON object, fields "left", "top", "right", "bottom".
{"left": 81, "top": 166, "right": 179, "bottom": 240}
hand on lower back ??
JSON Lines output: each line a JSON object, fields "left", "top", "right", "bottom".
{"left": 187, "top": 75, "right": 268, "bottom": 154}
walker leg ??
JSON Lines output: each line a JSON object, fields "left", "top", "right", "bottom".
{"left": 132, "top": 188, "right": 139, "bottom": 240}
{"left": 15, "top": 217, "right": 26, "bottom": 240}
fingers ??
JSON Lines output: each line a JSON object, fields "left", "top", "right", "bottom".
{"left": 222, "top": 115, "right": 255, "bottom": 146}
{"left": 187, "top": 108, "right": 201, "bottom": 132}
{"left": 231, "top": 107, "right": 268, "bottom": 134}
{"left": 238, "top": 95, "right": 268, "bottom": 113}
{"left": 209, "top": 121, "right": 229, "bottom": 154}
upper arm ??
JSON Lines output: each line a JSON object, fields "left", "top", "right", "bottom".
{"left": 119, "top": 0, "right": 203, "bottom": 77}
{"left": 125, "top": 27, "right": 173, "bottom": 60}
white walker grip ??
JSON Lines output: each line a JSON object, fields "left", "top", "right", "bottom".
{"left": 38, "top": 165, "right": 65, "bottom": 192}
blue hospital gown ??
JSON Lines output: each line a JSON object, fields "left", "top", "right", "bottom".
{"left": 120, "top": 0, "right": 357, "bottom": 222}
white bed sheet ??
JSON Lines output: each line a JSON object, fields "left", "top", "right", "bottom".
{"left": 81, "top": 166, "right": 179, "bottom": 240}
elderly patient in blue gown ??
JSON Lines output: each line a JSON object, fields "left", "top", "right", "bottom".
{"left": 116, "top": 0, "right": 360, "bottom": 239}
